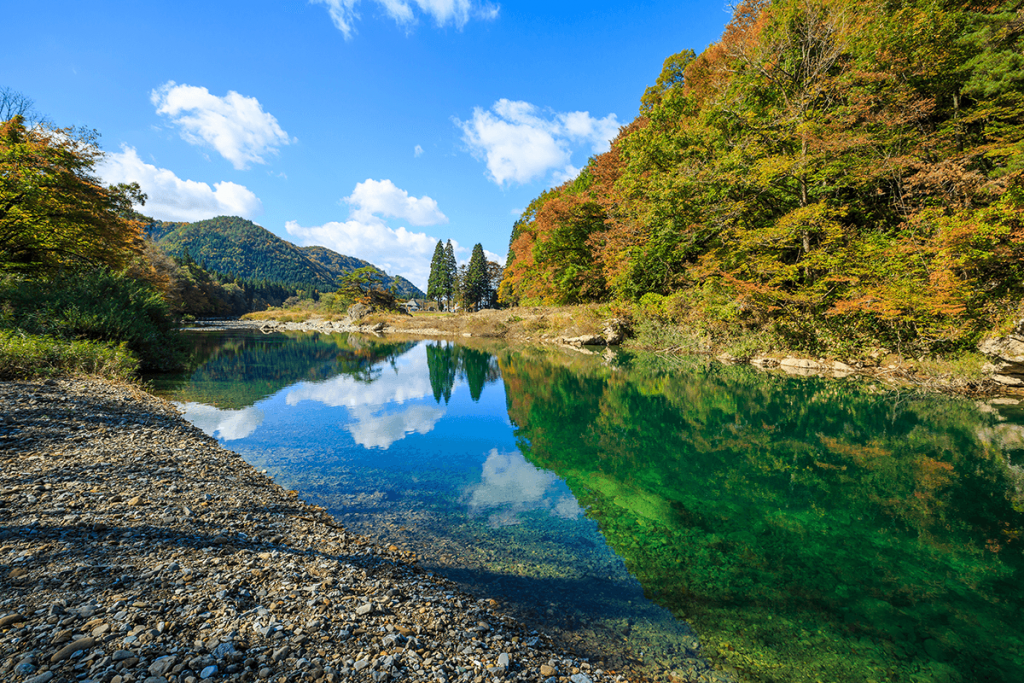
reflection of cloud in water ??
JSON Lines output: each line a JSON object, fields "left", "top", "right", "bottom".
{"left": 553, "top": 495, "right": 584, "bottom": 519}
{"left": 177, "top": 402, "right": 264, "bottom": 441}
{"left": 283, "top": 348, "right": 448, "bottom": 450}
{"left": 284, "top": 350, "right": 437, "bottom": 408}
{"left": 465, "top": 449, "right": 582, "bottom": 527}
{"left": 346, "top": 404, "right": 446, "bottom": 449}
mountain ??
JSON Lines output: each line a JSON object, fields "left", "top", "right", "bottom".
{"left": 300, "top": 246, "right": 423, "bottom": 299}
{"left": 150, "top": 216, "right": 425, "bottom": 298}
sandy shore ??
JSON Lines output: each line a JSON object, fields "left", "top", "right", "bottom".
{"left": 0, "top": 377, "right": 643, "bottom": 683}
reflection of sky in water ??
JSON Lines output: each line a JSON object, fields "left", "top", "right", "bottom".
{"left": 285, "top": 350, "right": 440, "bottom": 407}
{"left": 465, "top": 449, "right": 583, "bottom": 527}
{"left": 345, "top": 403, "right": 447, "bottom": 449}
{"left": 176, "top": 343, "right": 585, "bottom": 526}
{"left": 177, "top": 402, "right": 264, "bottom": 441}
{"left": 160, "top": 334, "right": 694, "bottom": 680}
{"left": 282, "top": 347, "right": 448, "bottom": 449}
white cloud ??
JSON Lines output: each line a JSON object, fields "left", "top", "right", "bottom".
{"left": 312, "top": 0, "right": 499, "bottom": 40}
{"left": 414, "top": 144, "right": 424, "bottom": 157}
{"left": 347, "top": 178, "right": 447, "bottom": 226}
{"left": 176, "top": 403, "right": 264, "bottom": 441}
{"left": 151, "top": 81, "right": 292, "bottom": 170}
{"left": 456, "top": 99, "right": 620, "bottom": 186}
{"left": 483, "top": 249, "right": 505, "bottom": 266}
{"left": 285, "top": 219, "right": 439, "bottom": 291}
{"left": 285, "top": 179, "right": 449, "bottom": 290}
{"left": 98, "top": 146, "right": 263, "bottom": 222}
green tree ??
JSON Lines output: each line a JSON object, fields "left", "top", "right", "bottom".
{"left": 426, "top": 239, "right": 446, "bottom": 306}
{"left": 463, "top": 243, "right": 489, "bottom": 311}
{"left": 443, "top": 239, "right": 457, "bottom": 310}
{"left": 0, "top": 116, "right": 146, "bottom": 274}
{"left": 485, "top": 260, "right": 504, "bottom": 308}
{"left": 339, "top": 266, "right": 380, "bottom": 299}
{"left": 640, "top": 49, "right": 697, "bottom": 111}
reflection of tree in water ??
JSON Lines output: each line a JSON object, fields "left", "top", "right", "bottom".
{"left": 499, "top": 348, "right": 1024, "bottom": 683}
{"left": 426, "top": 342, "right": 501, "bottom": 403}
{"left": 427, "top": 343, "right": 458, "bottom": 404}
{"left": 155, "top": 331, "right": 417, "bottom": 409}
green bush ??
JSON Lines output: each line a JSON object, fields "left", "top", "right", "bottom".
{"left": 0, "top": 269, "right": 185, "bottom": 371}
{"left": 627, "top": 317, "right": 711, "bottom": 353}
{"left": 0, "top": 329, "right": 138, "bottom": 381}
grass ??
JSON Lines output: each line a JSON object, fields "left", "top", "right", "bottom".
{"left": 0, "top": 269, "right": 184, "bottom": 372}
{"left": 0, "top": 329, "right": 139, "bottom": 381}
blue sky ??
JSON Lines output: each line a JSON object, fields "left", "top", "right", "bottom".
{"left": 4, "top": 1, "right": 730, "bottom": 290}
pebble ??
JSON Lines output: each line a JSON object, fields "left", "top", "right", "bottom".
{"left": 50, "top": 636, "right": 95, "bottom": 663}
{"left": 0, "top": 378, "right": 638, "bottom": 683}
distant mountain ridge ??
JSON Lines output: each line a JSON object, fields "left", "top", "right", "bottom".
{"left": 149, "top": 216, "right": 424, "bottom": 299}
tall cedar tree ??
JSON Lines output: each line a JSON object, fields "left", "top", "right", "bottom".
{"left": 443, "top": 240, "right": 457, "bottom": 310}
{"left": 0, "top": 115, "right": 146, "bottom": 274}
{"left": 426, "top": 240, "right": 446, "bottom": 306}
{"left": 463, "top": 243, "right": 489, "bottom": 311}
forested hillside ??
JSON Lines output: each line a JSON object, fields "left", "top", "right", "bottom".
{"left": 152, "top": 216, "right": 424, "bottom": 299}
{"left": 300, "top": 245, "right": 424, "bottom": 299}
{"left": 501, "top": 0, "right": 1024, "bottom": 357}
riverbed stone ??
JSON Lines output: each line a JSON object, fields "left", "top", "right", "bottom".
{"left": 0, "top": 376, "right": 710, "bottom": 683}
{"left": 149, "top": 655, "right": 177, "bottom": 677}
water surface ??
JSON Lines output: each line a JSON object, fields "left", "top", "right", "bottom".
{"left": 150, "top": 330, "right": 1024, "bottom": 683}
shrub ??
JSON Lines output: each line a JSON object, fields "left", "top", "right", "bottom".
{"left": 0, "top": 269, "right": 185, "bottom": 371}
{"left": 0, "top": 329, "right": 139, "bottom": 381}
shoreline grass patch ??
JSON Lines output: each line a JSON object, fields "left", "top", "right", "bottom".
{"left": 0, "top": 329, "right": 139, "bottom": 381}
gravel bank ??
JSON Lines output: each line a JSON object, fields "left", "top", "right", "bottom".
{"left": 0, "top": 378, "right": 632, "bottom": 683}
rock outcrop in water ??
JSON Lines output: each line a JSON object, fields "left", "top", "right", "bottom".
{"left": 980, "top": 325, "right": 1024, "bottom": 387}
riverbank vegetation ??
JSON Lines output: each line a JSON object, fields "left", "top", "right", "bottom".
{"left": 0, "top": 99, "right": 185, "bottom": 380}
{"left": 499, "top": 0, "right": 1024, "bottom": 364}
{"left": 0, "top": 92, "right": 333, "bottom": 380}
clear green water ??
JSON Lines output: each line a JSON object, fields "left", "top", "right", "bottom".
{"left": 149, "top": 330, "right": 1024, "bottom": 683}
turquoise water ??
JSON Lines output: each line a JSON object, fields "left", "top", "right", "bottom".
{"left": 149, "top": 330, "right": 1024, "bottom": 683}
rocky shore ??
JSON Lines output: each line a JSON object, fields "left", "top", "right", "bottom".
{"left": 0, "top": 378, "right": 631, "bottom": 683}
{"left": 195, "top": 317, "right": 1018, "bottom": 396}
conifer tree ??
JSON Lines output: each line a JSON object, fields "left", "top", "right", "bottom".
{"left": 443, "top": 239, "right": 457, "bottom": 310}
{"left": 464, "top": 243, "right": 488, "bottom": 311}
{"left": 426, "top": 240, "right": 445, "bottom": 306}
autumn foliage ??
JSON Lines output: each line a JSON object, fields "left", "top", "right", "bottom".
{"left": 0, "top": 116, "right": 145, "bottom": 274}
{"left": 501, "top": 0, "right": 1024, "bottom": 355}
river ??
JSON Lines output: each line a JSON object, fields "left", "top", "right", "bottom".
{"left": 148, "top": 329, "right": 1024, "bottom": 683}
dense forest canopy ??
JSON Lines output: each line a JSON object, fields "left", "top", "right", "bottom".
{"left": 501, "top": 0, "right": 1024, "bottom": 357}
